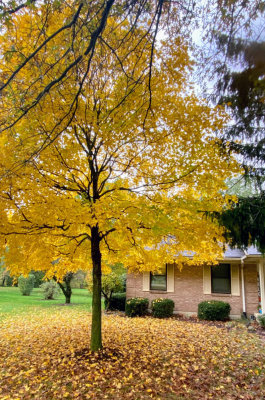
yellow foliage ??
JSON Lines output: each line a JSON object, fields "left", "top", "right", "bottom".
{"left": 0, "top": 4, "right": 240, "bottom": 281}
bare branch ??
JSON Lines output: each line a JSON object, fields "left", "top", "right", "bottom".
{"left": 144, "top": 0, "right": 164, "bottom": 122}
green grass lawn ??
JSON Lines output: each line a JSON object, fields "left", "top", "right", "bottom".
{"left": 0, "top": 286, "right": 92, "bottom": 318}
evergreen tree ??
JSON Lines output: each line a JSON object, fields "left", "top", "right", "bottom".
{"left": 211, "top": 34, "right": 265, "bottom": 252}
{"left": 216, "top": 37, "right": 265, "bottom": 180}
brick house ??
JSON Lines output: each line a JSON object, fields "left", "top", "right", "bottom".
{"left": 126, "top": 246, "right": 265, "bottom": 319}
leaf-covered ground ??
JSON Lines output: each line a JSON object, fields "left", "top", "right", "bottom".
{"left": 0, "top": 310, "right": 265, "bottom": 400}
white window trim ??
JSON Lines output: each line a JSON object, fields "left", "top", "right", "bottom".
{"left": 142, "top": 264, "right": 174, "bottom": 292}
{"left": 203, "top": 263, "right": 240, "bottom": 296}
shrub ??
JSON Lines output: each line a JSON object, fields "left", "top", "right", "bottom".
{"left": 106, "top": 292, "right": 126, "bottom": 311}
{"left": 258, "top": 314, "right": 265, "bottom": 329}
{"left": 151, "top": 298, "right": 175, "bottom": 318}
{"left": 40, "top": 280, "right": 61, "bottom": 300}
{"left": 198, "top": 300, "right": 231, "bottom": 321}
{"left": 18, "top": 274, "right": 35, "bottom": 296}
{"left": 125, "top": 297, "right": 149, "bottom": 317}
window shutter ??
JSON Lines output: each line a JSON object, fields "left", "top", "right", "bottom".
{"left": 142, "top": 272, "right": 150, "bottom": 291}
{"left": 203, "top": 266, "right": 211, "bottom": 294}
{"left": 231, "top": 264, "right": 240, "bottom": 296}
{"left": 167, "top": 264, "right": 174, "bottom": 293}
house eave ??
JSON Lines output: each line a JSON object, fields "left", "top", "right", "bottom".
{"left": 222, "top": 255, "right": 264, "bottom": 263}
{"left": 220, "top": 257, "right": 244, "bottom": 262}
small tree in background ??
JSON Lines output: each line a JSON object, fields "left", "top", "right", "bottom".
{"left": 87, "top": 264, "right": 126, "bottom": 311}
{"left": 55, "top": 272, "right": 74, "bottom": 304}
{"left": 32, "top": 271, "right": 45, "bottom": 288}
{"left": 18, "top": 274, "right": 35, "bottom": 296}
{"left": 0, "top": 267, "right": 13, "bottom": 286}
{"left": 70, "top": 271, "right": 87, "bottom": 289}
{"left": 0, "top": 257, "right": 13, "bottom": 286}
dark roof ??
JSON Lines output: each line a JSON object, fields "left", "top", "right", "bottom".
{"left": 224, "top": 245, "right": 262, "bottom": 259}
{"left": 246, "top": 245, "right": 262, "bottom": 256}
{"left": 224, "top": 247, "right": 245, "bottom": 258}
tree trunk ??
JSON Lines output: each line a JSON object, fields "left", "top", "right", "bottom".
{"left": 56, "top": 272, "right": 73, "bottom": 304}
{"left": 104, "top": 296, "right": 110, "bottom": 311}
{"left": 65, "top": 293, "right": 71, "bottom": 304}
{"left": 90, "top": 226, "right": 102, "bottom": 352}
{"left": 101, "top": 288, "right": 112, "bottom": 311}
{"left": 63, "top": 273, "right": 73, "bottom": 304}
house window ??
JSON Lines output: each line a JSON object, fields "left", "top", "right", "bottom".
{"left": 150, "top": 265, "right": 167, "bottom": 291}
{"left": 211, "top": 264, "right": 231, "bottom": 294}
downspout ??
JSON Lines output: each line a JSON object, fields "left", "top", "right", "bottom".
{"left": 241, "top": 258, "right": 246, "bottom": 318}
{"left": 259, "top": 261, "right": 265, "bottom": 315}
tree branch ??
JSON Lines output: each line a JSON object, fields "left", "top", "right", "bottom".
{"left": 0, "top": 2, "right": 84, "bottom": 92}
{"left": 0, "top": 0, "right": 37, "bottom": 17}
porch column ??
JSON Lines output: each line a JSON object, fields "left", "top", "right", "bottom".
{"left": 259, "top": 261, "right": 265, "bottom": 315}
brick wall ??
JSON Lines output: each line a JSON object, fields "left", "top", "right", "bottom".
{"left": 126, "top": 263, "right": 259, "bottom": 317}
{"left": 245, "top": 264, "right": 259, "bottom": 314}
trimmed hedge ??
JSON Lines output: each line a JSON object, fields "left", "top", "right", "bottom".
{"left": 151, "top": 298, "right": 174, "bottom": 318}
{"left": 106, "top": 292, "right": 126, "bottom": 311}
{"left": 198, "top": 300, "right": 231, "bottom": 321}
{"left": 125, "top": 297, "right": 149, "bottom": 317}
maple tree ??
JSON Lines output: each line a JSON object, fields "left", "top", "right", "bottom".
{"left": 1, "top": 0, "right": 264, "bottom": 146}
{"left": 0, "top": 4, "right": 240, "bottom": 351}
{"left": 0, "top": 0, "right": 193, "bottom": 145}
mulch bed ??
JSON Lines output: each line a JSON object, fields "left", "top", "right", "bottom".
{"left": 105, "top": 309, "right": 265, "bottom": 339}
{"left": 173, "top": 313, "right": 265, "bottom": 340}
